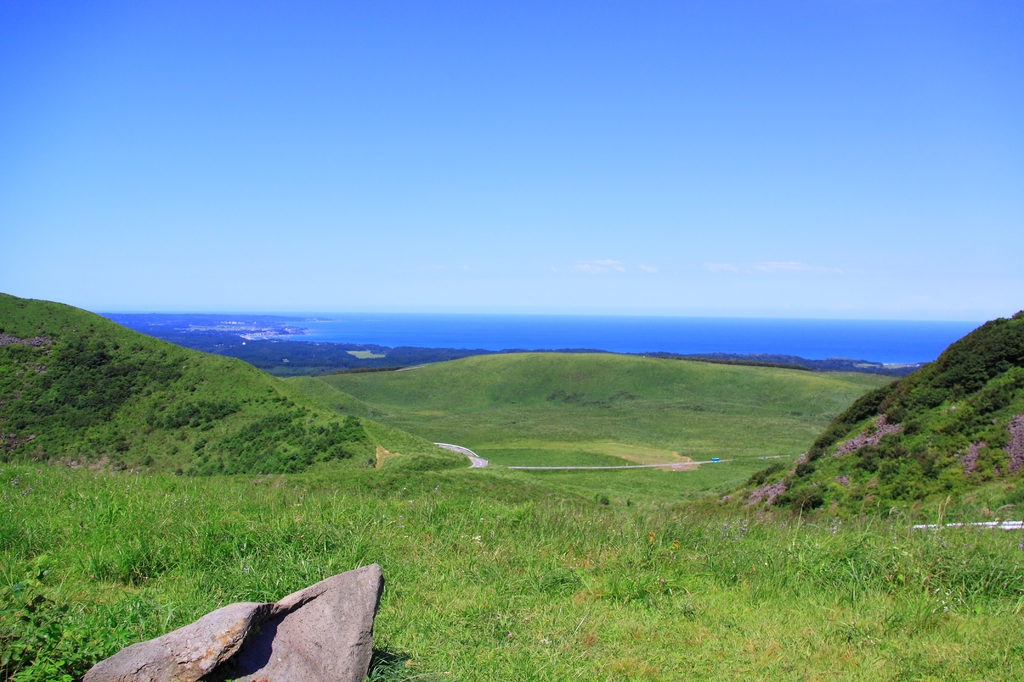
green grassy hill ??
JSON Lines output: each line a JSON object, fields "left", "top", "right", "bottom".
{"left": 738, "top": 312, "right": 1024, "bottom": 513}
{"left": 0, "top": 294, "right": 456, "bottom": 475}
{"left": 293, "top": 353, "right": 891, "bottom": 500}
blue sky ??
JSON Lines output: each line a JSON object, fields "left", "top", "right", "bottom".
{"left": 1, "top": 1, "right": 1021, "bottom": 320}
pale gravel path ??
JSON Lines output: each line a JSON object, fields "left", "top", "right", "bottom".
{"left": 506, "top": 459, "right": 731, "bottom": 470}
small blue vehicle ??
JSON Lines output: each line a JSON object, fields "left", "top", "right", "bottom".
{"left": 710, "top": 457, "right": 721, "bottom": 462}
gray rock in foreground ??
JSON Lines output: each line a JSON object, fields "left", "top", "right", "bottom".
{"left": 218, "top": 565, "right": 383, "bottom": 682}
{"left": 83, "top": 564, "right": 384, "bottom": 682}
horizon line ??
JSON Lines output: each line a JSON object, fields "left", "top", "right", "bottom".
{"left": 97, "top": 309, "right": 989, "bottom": 324}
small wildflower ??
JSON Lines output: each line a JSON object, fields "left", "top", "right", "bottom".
{"left": 507, "top": 632, "right": 513, "bottom": 639}
{"left": 648, "top": 531, "right": 656, "bottom": 544}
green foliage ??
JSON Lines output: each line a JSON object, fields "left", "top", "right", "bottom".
{"left": 926, "top": 315, "right": 1024, "bottom": 396}
{"left": 153, "top": 400, "right": 239, "bottom": 429}
{"left": 879, "top": 313, "right": 1024, "bottom": 419}
{"left": 938, "top": 367, "right": 1024, "bottom": 438}
{"left": 195, "top": 414, "right": 373, "bottom": 475}
{"left": 1, "top": 334, "right": 185, "bottom": 456}
{"left": 0, "top": 556, "right": 112, "bottom": 682}
{"left": 793, "top": 461, "right": 816, "bottom": 477}
{"left": 776, "top": 485, "right": 824, "bottom": 512}
{"left": 746, "top": 461, "right": 785, "bottom": 487}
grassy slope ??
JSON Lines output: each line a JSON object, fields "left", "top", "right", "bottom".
{"left": 293, "top": 353, "right": 890, "bottom": 501}
{"left": 3, "top": 464, "right": 1022, "bottom": 682}
{"left": 738, "top": 312, "right": 1024, "bottom": 513}
{"left": 0, "top": 294, "right": 456, "bottom": 474}
{"left": 2, "top": 300, "right": 1019, "bottom": 680}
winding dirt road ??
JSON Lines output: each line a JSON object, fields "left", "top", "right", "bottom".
{"left": 431, "top": 444, "right": 734, "bottom": 471}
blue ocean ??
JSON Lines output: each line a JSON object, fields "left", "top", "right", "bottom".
{"left": 282, "top": 315, "right": 981, "bottom": 365}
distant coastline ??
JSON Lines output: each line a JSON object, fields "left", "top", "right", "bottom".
{"left": 102, "top": 312, "right": 979, "bottom": 378}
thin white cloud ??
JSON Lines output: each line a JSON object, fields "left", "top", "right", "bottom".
{"left": 753, "top": 261, "right": 843, "bottom": 274}
{"left": 638, "top": 264, "right": 658, "bottom": 273}
{"left": 753, "top": 261, "right": 812, "bottom": 272}
{"left": 705, "top": 261, "right": 842, "bottom": 275}
{"left": 573, "top": 259, "right": 626, "bottom": 274}
{"left": 417, "top": 264, "right": 474, "bottom": 273}
{"left": 705, "top": 263, "right": 739, "bottom": 273}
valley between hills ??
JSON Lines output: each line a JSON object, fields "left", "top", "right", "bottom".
{"left": 2, "top": 293, "right": 1024, "bottom": 681}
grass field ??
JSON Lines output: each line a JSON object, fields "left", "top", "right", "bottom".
{"left": 292, "top": 353, "right": 891, "bottom": 501}
{"left": 3, "top": 463, "right": 1022, "bottom": 682}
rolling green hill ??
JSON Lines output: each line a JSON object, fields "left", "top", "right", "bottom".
{"left": 292, "top": 353, "right": 892, "bottom": 499}
{"left": 739, "top": 312, "right": 1024, "bottom": 513}
{"left": 0, "top": 294, "right": 456, "bottom": 475}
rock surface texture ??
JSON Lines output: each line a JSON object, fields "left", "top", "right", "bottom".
{"left": 83, "top": 564, "right": 383, "bottom": 682}
{"left": 1006, "top": 414, "right": 1024, "bottom": 473}
{"left": 747, "top": 480, "right": 787, "bottom": 506}
{"left": 833, "top": 415, "right": 903, "bottom": 457}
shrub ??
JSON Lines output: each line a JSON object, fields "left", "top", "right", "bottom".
{"left": 778, "top": 486, "right": 824, "bottom": 512}
{"left": 746, "top": 462, "right": 785, "bottom": 487}
{"left": 794, "top": 461, "right": 816, "bottom": 478}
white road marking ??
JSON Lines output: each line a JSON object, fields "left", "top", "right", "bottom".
{"left": 912, "top": 521, "right": 1024, "bottom": 531}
